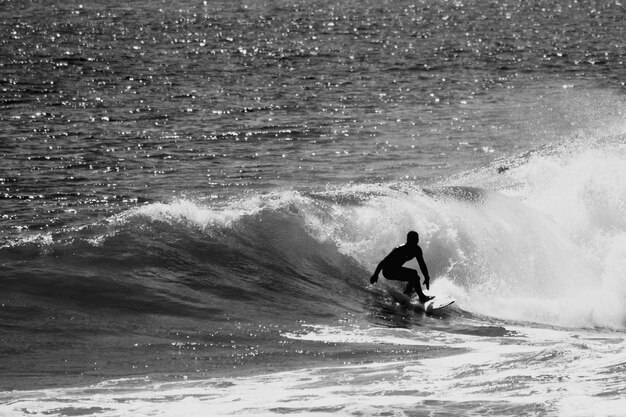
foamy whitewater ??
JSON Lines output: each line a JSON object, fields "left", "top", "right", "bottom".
{"left": 1, "top": 0, "right": 625, "bottom": 416}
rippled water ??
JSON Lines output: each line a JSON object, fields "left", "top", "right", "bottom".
{"left": 3, "top": 0, "right": 623, "bottom": 236}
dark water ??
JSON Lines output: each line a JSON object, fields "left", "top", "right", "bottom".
{"left": 1, "top": 0, "right": 625, "bottom": 415}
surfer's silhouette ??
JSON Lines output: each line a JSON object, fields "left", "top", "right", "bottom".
{"left": 370, "top": 231, "right": 434, "bottom": 303}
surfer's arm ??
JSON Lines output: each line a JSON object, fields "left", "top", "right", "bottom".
{"left": 416, "top": 247, "right": 431, "bottom": 289}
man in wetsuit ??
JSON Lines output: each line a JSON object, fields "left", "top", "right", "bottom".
{"left": 370, "top": 231, "right": 434, "bottom": 303}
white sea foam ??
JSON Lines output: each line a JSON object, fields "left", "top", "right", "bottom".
{"left": 3, "top": 325, "right": 623, "bottom": 417}
{"left": 282, "top": 324, "right": 445, "bottom": 347}
{"left": 118, "top": 198, "right": 258, "bottom": 230}
{"left": 299, "top": 141, "right": 626, "bottom": 330}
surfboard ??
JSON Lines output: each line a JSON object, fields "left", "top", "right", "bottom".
{"left": 387, "top": 288, "right": 455, "bottom": 313}
{"left": 419, "top": 295, "right": 455, "bottom": 313}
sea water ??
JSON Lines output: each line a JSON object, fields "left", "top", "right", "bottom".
{"left": 1, "top": 0, "right": 625, "bottom": 415}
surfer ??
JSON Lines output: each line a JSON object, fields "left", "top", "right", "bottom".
{"left": 370, "top": 231, "right": 434, "bottom": 303}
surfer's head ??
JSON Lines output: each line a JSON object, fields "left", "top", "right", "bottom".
{"left": 407, "top": 231, "right": 419, "bottom": 245}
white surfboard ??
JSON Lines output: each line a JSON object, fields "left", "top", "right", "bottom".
{"left": 418, "top": 295, "right": 455, "bottom": 313}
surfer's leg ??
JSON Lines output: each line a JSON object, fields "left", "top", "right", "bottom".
{"left": 401, "top": 268, "right": 433, "bottom": 303}
{"left": 413, "top": 284, "right": 434, "bottom": 303}
{"left": 385, "top": 267, "right": 433, "bottom": 303}
{"left": 402, "top": 271, "right": 419, "bottom": 296}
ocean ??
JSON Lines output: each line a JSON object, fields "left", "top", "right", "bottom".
{"left": 1, "top": 0, "right": 625, "bottom": 415}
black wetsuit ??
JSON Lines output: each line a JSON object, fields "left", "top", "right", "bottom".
{"left": 371, "top": 242, "right": 432, "bottom": 302}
